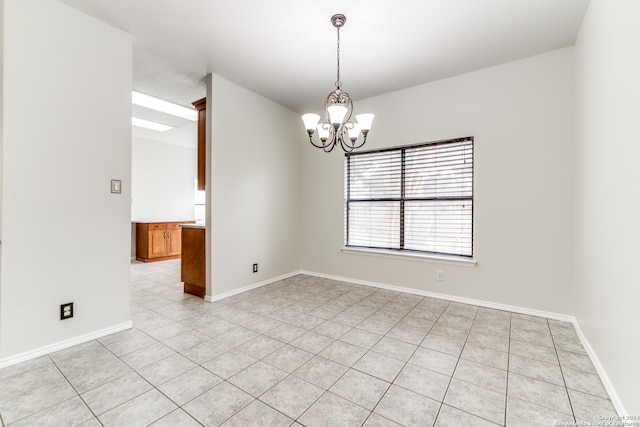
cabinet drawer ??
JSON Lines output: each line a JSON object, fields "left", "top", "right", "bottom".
{"left": 166, "top": 223, "right": 183, "bottom": 230}
{"left": 149, "top": 223, "right": 167, "bottom": 230}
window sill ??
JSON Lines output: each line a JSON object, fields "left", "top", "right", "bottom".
{"left": 341, "top": 247, "right": 477, "bottom": 267}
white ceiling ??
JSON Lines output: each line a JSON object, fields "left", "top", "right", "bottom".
{"left": 60, "top": 0, "right": 589, "bottom": 145}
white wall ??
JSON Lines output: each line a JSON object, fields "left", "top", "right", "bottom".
{"left": 0, "top": 0, "right": 132, "bottom": 359}
{"left": 131, "top": 137, "right": 196, "bottom": 222}
{"left": 573, "top": 0, "right": 640, "bottom": 415}
{"left": 301, "top": 48, "right": 575, "bottom": 315}
{"left": 0, "top": 0, "right": 4, "bottom": 356}
{"left": 208, "top": 74, "right": 301, "bottom": 297}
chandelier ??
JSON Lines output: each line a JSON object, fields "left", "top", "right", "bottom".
{"left": 301, "top": 14, "right": 374, "bottom": 153}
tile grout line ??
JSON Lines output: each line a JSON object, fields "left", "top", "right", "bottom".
{"left": 431, "top": 300, "right": 461, "bottom": 426}
{"left": 47, "top": 352, "right": 104, "bottom": 426}
{"left": 415, "top": 299, "right": 454, "bottom": 426}
{"left": 211, "top": 285, "right": 366, "bottom": 426}
{"left": 548, "top": 319, "right": 578, "bottom": 424}
{"left": 433, "top": 304, "right": 508, "bottom": 426}
{"left": 504, "top": 312, "right": 512, "bottom": 427}
{"left": 290, "top": 290, "right": 387, "bottom": 425}
{"left": 90, "top": 325, "right": 206, "bottom": 425}
{"left": 99, "top": 330, "right": 171, "bottom": 422}
{"left": 333, "top": 293, "right": 432, "bottom": 424}
{"left": 356, "top": 293, "right": 436, "bottom": 419}
{"left": 286, "top": 290, "right": 424, "bottom": 424}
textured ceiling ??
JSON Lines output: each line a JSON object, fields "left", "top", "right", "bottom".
{"left": 59, "top": 0, "right": 589, "bottom": 145}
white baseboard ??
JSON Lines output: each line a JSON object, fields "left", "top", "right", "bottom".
{"left": 300, "top": 270, "right": 575, "bottom": 322}
{"left": 0, "top": 321, "right": 132, "bottom": 370}
{"left": 201, "top": 267, "right": 575, "bottom": 322}
{"left": 571, "top": 322, "right": 627, "bottom": 416}
{"left": 203, "top": 268, "right": 574, "bottom": 322}
{"left": 204, "top": 271, "right": 302, "bottom": 303}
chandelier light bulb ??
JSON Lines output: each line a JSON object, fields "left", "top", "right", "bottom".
{"left": 327, "top": 105, "right": 348, "bottom": 127}
{"left": 355, "top": 113, "right": 375, "bottom": 132}
{"left": 347, "top": 123, "right": 361, "bottom": 142}
{"left": 317, "top": 123, "right": 331, "bottom": 141}
{"left": 301, "top": 113, "right": 320, "bottom": 132}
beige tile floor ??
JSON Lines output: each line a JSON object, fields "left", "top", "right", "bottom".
{"left": 0, "top": 259, "right": 618, "bottom": 426}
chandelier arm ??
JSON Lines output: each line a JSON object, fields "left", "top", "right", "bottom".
{"left": 307, "top": 134, "right": 326, "bottom": 149}
{"left": 325, "top": 127, "right": 337, "bottom": 152}
{"left": 350, "top": 133, "right": 368, "bottom": 150}
{"left": 340, "top": 136, "right": 356, "bottom": 153}
{"left": 308, "top": 135, "right": 335, "bottom": 150}
{"left": 308, "top": 124, "right": 338, "bottom": 151}
{"left": 336, "top": 122, "right": 368, "bottom": 152}
{"left": 343, "top": 94, "right": 353, "bottom": 123}
{"left": 324, "top": 140, "right": 336, "bottom": 153}
{"left": 338, "top": 125, "right": 350, "bottom": 150}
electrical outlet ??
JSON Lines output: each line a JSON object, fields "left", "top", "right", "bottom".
{"left": 253, "top": 263, "right": 258, "bottom": 273}
{"left": 436, "top": 270, "right": 444, "bottom": 281}
{"left": 60, "top": 302, "right": 74, "bottom": 320}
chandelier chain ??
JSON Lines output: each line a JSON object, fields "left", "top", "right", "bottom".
{"left": 335, "top": 26, "right": 341, "bottom": 89}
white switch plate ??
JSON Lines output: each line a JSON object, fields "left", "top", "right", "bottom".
{"left": 111, "top": 179, "right": 122, "bottom": 194}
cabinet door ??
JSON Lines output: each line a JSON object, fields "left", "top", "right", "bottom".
{"left": 166, "top": 228, "right": 182, "bottom": 256}
{"left": 149, "top": 230, "right": 168, "bottom": 258}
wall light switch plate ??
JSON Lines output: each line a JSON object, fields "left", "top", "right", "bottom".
{"left": 111, "top": 179, "right": 122, "bottom": 194}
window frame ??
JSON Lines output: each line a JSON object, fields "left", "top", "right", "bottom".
{"left": 344, "top": 136, "right": 474, "bottom": 259}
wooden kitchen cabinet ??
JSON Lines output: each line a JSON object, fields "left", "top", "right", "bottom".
{"left": 181, "top": 225, "right": 205, "bottom": 298}
{"left": 192, "top": 98, "right": 206, "bottom": 191}
{"left": 136, "top": 221, "right": 194, "bottom": 262}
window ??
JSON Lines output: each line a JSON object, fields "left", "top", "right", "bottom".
{"left": 344, "top": 137, "right": 473, "bottom": 258}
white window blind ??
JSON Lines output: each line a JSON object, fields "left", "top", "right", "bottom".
{"left": 345, "top": 137, "right": 473, "bottom": 257}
